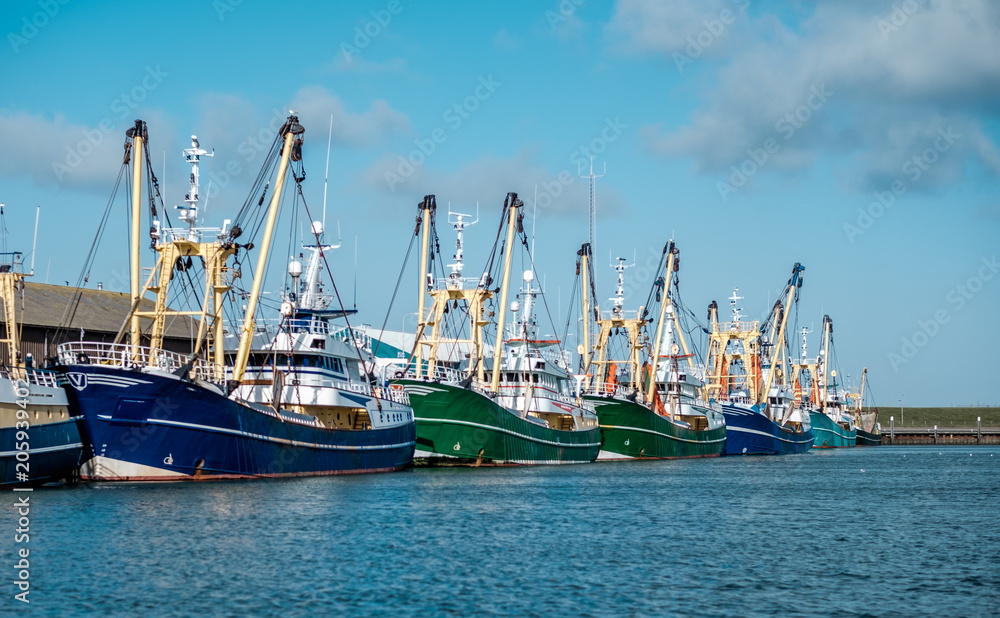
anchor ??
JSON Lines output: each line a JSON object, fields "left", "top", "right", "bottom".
{"left": 164, "top": 453, "right": 174, "bottom": 465}
{"left": 453, "top": 441, "right": 461, "bottom": 451}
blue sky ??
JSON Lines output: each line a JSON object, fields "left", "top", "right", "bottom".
{"left": 1, "top": 0, "right": 997, "bottom": 406}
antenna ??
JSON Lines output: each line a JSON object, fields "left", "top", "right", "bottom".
{"left": 578, "top": 155, "right": 605, "bottom": 289}
{"left": 446, "top": 204, "right": 479, "bottom": 288}
{"left": 353, "top": 234, "right": 358, "bottom": 310}
{"left": 30, "top": 205, "right": 40, "bottom": 275}
{"left": 179, "top": 135, "right": 213, "bottom": 241}
{"left": 322, "top": 114, "right": 333, "bottom": 231}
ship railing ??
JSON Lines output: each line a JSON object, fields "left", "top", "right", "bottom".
{"left": 56, "top": 341, "right": 225, "bottom": 384}
{"left": 435, "top": 276, "right": 487, "bottom": 290}
{"left": 583, "top": 380, "right": 633, "bottom": 398}
{"left": 600, "top": 308, "right": 641, "bottom": 321}
{"left": 0, "top": 367, "right": 60, "bottom": 388}
{"left": 329, "top": 325, "right": 373, "bottom": 351}
{"left": 0, "top": 251, "right": 24, "bottom": 274}
{"left": 721, "top": 320, "right": 759, "bottom": 333}
{"left": 400, "top": 363, "right": 464, "bottom": 384}
{"left": 159, "top": 226, "right": 230, "bottom": 243}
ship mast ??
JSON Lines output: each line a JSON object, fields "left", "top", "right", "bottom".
{"left": 114, "top": 123, "right": 236, "bottom": 381}
{"left": 820, "top": 314, "right": 832, "bottom": 414}
{"left": 413, "top": 195, "right": 435, "bottom": 376}
{"left": 232, "top": 114, "right": 304, "bottom": 384}
{"left": 127, "top": 120, "right": 146, "bottom": 354}
{"left": 758, "top": 263, "right": 804, "bottom": 408}
{"left": 578, "top": 243, "right": 593, "bottom": 387}
{"left": 0, "top": 251, "right": 26, "bottom": 375}
{"left": 646, "top": 242, "right": 675, "bottom": 405}
{"left": 489, "top": 192, "right": 523, "bottom": 393}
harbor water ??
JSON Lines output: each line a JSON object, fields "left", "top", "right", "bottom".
{"left": 12, "top": 446, "right": 1000, "bottom": 616}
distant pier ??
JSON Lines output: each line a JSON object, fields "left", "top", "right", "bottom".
{"left": 884, "top": 426, "right": 1000, "bottom": 445}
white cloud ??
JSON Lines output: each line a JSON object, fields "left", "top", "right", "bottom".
{"left": 0, "top": 109, "right": 176, "bottom": 191}
{"left": 289, "top": 86, "right": 412, "bottom": 148}
{"left": 624, "top": 0, "right": 1000, "bottom": 192}
{"left": 606, "top": 0, "right": 744, "bottom": 56}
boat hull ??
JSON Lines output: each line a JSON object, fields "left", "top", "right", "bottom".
{"left": 585, "top": 396, "right": 725, "bottom": 460}
{"left": 809, "top": 410, "right": 856, "bottom": 448}
{"left": 58, "top": 365, "right": 415, "bottom": 481}
{"left": 0, "top": 377, "right": 82, "bottom": 488}
{"left": 721, "top": 403, "right": 813, "bottom": 455}
{"left": 854, "top": 428, "right": 882, "bottom": 446}
{"left": 395, "top": 379, "right": 601, "bottom": 465}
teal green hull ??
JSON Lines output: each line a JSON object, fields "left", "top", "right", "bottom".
{"left": 585, "top": 396, "right": 726, "bottom": 459}
{"left": 809, "top": 410, "right": 856, "bottom": 448}
{"left": 394, "top": 379, "right": 601, "bottom": 465}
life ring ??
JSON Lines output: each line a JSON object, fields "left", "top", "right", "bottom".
{"left": 77, "top": 352, "right": 90, "bottom": 364}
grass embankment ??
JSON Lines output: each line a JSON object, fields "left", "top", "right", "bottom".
{"left": 874, "top": 407, "right": 1000, "bottom": 428}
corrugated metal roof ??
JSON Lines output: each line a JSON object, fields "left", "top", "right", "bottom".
{"left": 3, "top": 282, "right": 200, "bottom": 339}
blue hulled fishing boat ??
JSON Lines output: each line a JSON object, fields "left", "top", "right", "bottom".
{"left": 56, "top": 117, "right": 414, "bottom": 481}
{"left": 706, "top": 265, "right": 814, "bottom": 456}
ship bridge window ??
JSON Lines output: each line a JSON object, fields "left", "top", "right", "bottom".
{"left": 532, "top": 374, "right": 539, "bottom": 384}
{"left": 507, "top": 373, "right": 517, "bottom": 383}
{"left": 310, "top": 338, "right": 326, "bottom": 350}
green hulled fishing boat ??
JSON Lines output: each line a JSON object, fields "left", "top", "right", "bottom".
{"left": 392, "top": 194, "right": 601, "bottom": 465}
{"left": 577, "top": 242, "right": 725, "bottom": 460}
{"left": 802, "top": 316, "right": 856, "bottom": 449}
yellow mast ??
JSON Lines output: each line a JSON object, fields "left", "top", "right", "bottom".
{"left": 489, "top": 193, "right": 521, "bottom": 393}
{"left": 759, "top": 264, "right": 804, "bottom": 407}
{"left": 128, "top": 121, "right": 145, "bottom": 352}
{"left": 0, "top": 253, "right": 25, "bottom": 377}
{"left": 414, "top": 195, "right": 433, "bottom": 377}
{"left": 820, "top": 315, "right": 832, "bottom": 414}
{"left": 578, "top": 243, "right": 592, "bottom": 389}
{"left": 232, "top": 115, "right": 303, "bottom": 384}
{"left": 646, "top": 243, "right": 675, "bottom": 404}
{"left": 858, "top": 366, "right": 867, "bottom": 413}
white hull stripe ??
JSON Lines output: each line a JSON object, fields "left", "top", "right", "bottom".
{"left": 0, "top": 442, "right": 84, "bottom": 457}
{"left": 813, "top": 427, "right": 853, "bottom": 438}
{"left": 416, "top": 416, "right": 601, "bottom": 448}
{"left": 402, "top": 385, "right": 446, "bottom": 396}
{"left": 93, "top": 415, "right": 414, "bottom": 452}
{"left": 726, "top": 425, "right": 813, "bottom": 445}
{"left": 598, "top": 424, "right": 726, "bottom": 444}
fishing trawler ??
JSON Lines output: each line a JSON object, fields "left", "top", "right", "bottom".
{"left": 707, "top": 264, "right": 814, "bottom": 455}
{"left": 578, "top": 242, "right": 725, "bottom": 459}
{"left": 0, "top": 249, "right": 81, "bottom": 487}
{"left": 230, "top": 223, "right": 414, "bottom": 443}
{"left": 392, "top": 195, "right": 601, "bottom": 465}
{"left": 804, "top": 316, "right": 856, "bottom": 448}
{"left": 56, "top": 117, "right": 414, "bottom": 481}
{"left": 850, "top": 367, "right": 881, "bottom": 446}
